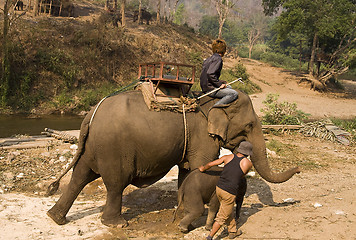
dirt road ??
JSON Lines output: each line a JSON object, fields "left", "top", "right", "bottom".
{"left": 1, "top": 58, "right": 355, "bottom": 240}
{"left": 225, "top": 58, "right": 356, "bottom": 119}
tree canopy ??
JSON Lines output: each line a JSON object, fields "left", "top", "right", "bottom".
{"left": 262, "top": 0, "right": 356, "bottom": 89}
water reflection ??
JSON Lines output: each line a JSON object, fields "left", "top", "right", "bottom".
{"left": 0, "top": 114, "right": 84, "bottom": 138}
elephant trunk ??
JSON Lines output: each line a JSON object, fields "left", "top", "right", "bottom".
{"left": 246, "top": 123, "right": 301, "bottom": 183}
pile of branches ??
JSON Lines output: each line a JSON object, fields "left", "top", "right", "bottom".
{"left": 299, "top": 121, "right": 337, "bottom": 142}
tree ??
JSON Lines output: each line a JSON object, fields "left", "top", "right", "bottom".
{"left": 199, "top": 15, "right": 220, "bottom": 38}
{"left": 121, "top": 0, "right": 126, "bottom": 27}
{"left": 171, "top": 0, "right": 181, "bottom": 22}
{"left": 138, "top": 0, "right": 142, "bottom": 24}
{"left": 173, "top": 3, "right": 186, "bottom": 25}
{"left": 246, "top": 12, "right": 269, "bottom": 58}
{"left": 262, "top": 0, "right": 356, "bottom": 90}
{"left": 213, "top": 0, "right": 236, "bottom": 38}
{"left": 156, "top": 0, "right": 161, "bottom": 24}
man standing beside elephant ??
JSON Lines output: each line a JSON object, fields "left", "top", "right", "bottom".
{"left": 200, "top": 39, "right": 238, "bottom": 106}
{"left": 199, "top": 141, "right": 253, "bottom": 239}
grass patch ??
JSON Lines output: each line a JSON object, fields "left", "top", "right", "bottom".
{"left": 266, "top": 138, "right": 328, "bottom": 171}
{"left": 330, "top": 117, "right": 356, "bottom": 143}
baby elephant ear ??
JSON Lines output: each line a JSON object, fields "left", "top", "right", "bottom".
{"left": 208, "top": 108, "right": 229, "bottom": 141}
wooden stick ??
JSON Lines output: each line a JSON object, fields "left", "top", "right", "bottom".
{"left": 197, "top": 78, "right": 242, "bottom": 100}
{"left": 262, "top": 125, "right": 302, "bottom": 130}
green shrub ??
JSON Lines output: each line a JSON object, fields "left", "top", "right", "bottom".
{"left": 221, "top": 63, "right": 261, "bottom": 94}
{"left": 261, "top": 93, "right": 309, "bottom": 125}
{"left": 250, "top": 44, "right": 268, "bottom": 60}
{"left": 75, "top": 83, "right": 118, "bottom": 111}
{"left": 186, "top": 51, "right": 203, "bottom": 68}
{"left": 56, "top": 92, "right": 74, "bottom": 108}
{"left": 35, "top": 49, "right": 79, "bottom": 90}
{"left": 236, "top": 46, "right": 249, "bottom": 58}
{"left": 260, "top": 52, "right": 302, "bottom": 71}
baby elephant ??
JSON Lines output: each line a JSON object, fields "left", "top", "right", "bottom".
{"left": 173, "top": 167, "right": 247, "bottom": 233}
{"left": 173, "top": 167, "right": 221, "bottom": 233}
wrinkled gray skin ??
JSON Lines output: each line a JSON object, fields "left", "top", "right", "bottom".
{"left": 46, "top": 89, "right": 300, "bottom": 227}
{"left": 174, "top": 167, "right": 247, "bottom": 233}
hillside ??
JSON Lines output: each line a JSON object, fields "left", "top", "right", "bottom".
{"left": 3, "top": 1, "right": 356, "bottom": 118}
{"left": 2, "top": 2, "right": 211, "bottom": 113}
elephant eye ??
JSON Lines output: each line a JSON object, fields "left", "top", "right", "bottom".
{"left": 245, "top": 123, "right": 253, "bottom": 132}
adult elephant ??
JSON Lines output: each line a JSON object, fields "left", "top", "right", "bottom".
{"left": 46, "top": 88, "right": 300, "bottom": 227}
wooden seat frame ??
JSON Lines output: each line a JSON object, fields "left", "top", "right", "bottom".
{"left": 138, "top": 61, "right": 195, "bottom": 99}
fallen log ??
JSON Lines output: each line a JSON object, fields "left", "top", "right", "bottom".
{"left": 42, "top": 128, "right": 78, "bottom": 143}
{"left": 262, "top": 125, "right": 302, "bottom": 130}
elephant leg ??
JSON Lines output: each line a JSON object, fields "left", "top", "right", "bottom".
{"left": 205, "top": 194, "right": 219, "bottom": 230}
{"left": 100, "top": 170, "right": 130, "bottom": 228}
{"left": 47, "top": 160, "right": 99, "bottom": 225}
{"left": 178, "top": 199, "right": 205, "bottom": 233}
{"left": 235, "top": 177, "right": 247, "bottom": 221}
{"left": 177, "top": 165, "right": 190, "bottom": 189}
{"left": 101, "top": 188, "right": 127, "bottom": 227}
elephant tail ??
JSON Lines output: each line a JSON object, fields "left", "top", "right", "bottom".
{"left": 172, "top": 178, "right": 186, "bottom": 223}
{"left": 45, "top": 114, "right": 91, "bottom": 197}
{"left": 172, "top": 188, "right": 184, "bottom": 223}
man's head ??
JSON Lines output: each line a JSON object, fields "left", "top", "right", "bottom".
{"left": 212, "top": 39, "right": 227, "bottom": 56}
{"left": 237, "top": 141, "right": 253, "bottom": 156}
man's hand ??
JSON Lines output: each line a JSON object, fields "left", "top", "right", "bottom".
{"left": 219, "top": 83, "right": 226, "bottom": 89}
{"left": 199, "top": 165, "right": 205, "bottom": 172}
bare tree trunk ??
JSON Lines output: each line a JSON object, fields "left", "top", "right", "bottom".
{"left": 248, "top": 28, "right": 261, "bottom": 59}
{"left": 172, "top": 0, "right": 179, "bottom": 21}
{"left": 138, "top": 0, "right": 142, "bottom": 24}
{"left": 121, "top": 0, "right": 126, "bottom": 27}
{"left": 215, "top": 0, "right": 233, "bottom": 39}
{"left": 309, "top": 32, "right": 318, "bottom": 75}
{"left": 33, "top": 0, "right": 39, "bottom": 15}
{"left": 157, "top": 0, "right": 161, "bottom": 24}
{"left": 168, "top": 0, "right": 172, "bottom": 22}
{"left": 163, "top": 0, "right": 167, "bottom": 22}
{"left": 218, "top": 19, "right": 225, "bottom": 38}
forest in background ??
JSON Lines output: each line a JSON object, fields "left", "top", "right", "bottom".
{"left": 0, "top": 0, "right": 355, "bottom": 114}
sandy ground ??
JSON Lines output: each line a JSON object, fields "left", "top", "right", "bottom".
{"left": 1, "top": 58, "right": 356, "bottom": 240}
{"left": 225, "top": 58, "right": 356, "bottom": 120}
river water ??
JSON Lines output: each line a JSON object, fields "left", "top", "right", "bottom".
{"left": 0, "top": 115, "right": 84, "bottom": 138}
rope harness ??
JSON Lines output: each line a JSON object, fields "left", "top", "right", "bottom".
{"left": 180, "top": 103, "right": 188, "bottom": 164}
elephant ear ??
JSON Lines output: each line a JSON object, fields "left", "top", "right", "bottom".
{"left": 208, "top": 107, "right": 229, "bottom": 141}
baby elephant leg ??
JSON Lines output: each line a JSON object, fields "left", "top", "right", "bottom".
{"left": 205, "top": 193, "right": 219, "bottom": 230}
{"left": 178, "top": 200, "right": 205, "bottom": 233}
